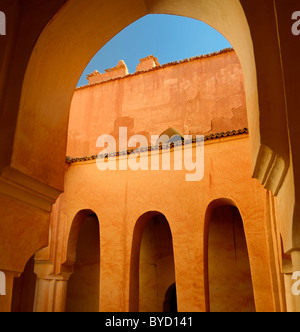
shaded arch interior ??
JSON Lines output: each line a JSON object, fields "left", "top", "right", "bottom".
{"left": 204, "top": 199, "right": 255, "bottom": 312}
{"left": 11, "top": 255, "right": 36, "bottom": 312}
{"left": 65, "top": 210, "right": 100, "bottom": 312}
{"left": 129, "top": 211, "right": 175, "bottom": 312}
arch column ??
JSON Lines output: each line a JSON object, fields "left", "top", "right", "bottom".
{"left": 171, "top": 209, "right": 207, "bottom": 312}
{"left": 33, "top": 261, "right": 73, "bottom": 312}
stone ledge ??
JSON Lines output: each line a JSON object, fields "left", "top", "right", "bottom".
{"left": 0, "top": 167, "right": 61, "bottom": 212}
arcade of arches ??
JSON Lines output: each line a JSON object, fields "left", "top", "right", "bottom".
{"left": 0, "top": 0, "right": 300, "bottom": 312}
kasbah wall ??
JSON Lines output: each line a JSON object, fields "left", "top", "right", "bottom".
{"left": 14, "top": 49, "right": 287, "bottom": 312}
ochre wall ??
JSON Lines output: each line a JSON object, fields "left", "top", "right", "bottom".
{"left": 67, "top": 50, "right": 247, "bottom": 157}
{"left": 12, "top": 46, "right": 286, "bottom": 313}
{"left": 46, "top": 135, "right": 285, "bottom": 312}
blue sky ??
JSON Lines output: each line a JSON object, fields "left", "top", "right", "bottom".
{"left": 77, "top": 14, "right": 232, "bottom": 87}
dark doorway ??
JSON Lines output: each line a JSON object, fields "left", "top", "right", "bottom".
{"left": 11, "top": 255, "right": 37, "bottom": 312}
{"left": 163, "top": 283, "right": 178, "bottom": 312}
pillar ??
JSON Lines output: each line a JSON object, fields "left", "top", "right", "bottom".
{"left": 33, "top": 262, "right": 72, "bottom": 312}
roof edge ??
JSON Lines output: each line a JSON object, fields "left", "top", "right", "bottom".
{"left": 76, "top": 47, "right": 234, "bottom": 90}
{"left": 66, "top": 127, "right": 248, "bottom": 164}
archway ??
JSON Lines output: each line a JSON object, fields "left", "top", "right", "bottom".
{"left": 0, "top": 3, "right": 294, "bottom": 305}
{"left": 65, "top": 210, "right": 100, "bottom": 312}
{"left": 12, "top": 0, "right": 289, "bottom": 198}
{"left": 0, "top": 0, "right": 298, "bottom": 314}
{"left": 157, "top": 128, "right": 184, "bottom": 145}
{"left": 130, "top": 211, "right": 176, "bottom": 312}
{"left": 11, "top": 255, "right": 37, "bottom": 312}
{"left": 206, "top": 201, "right": 255, "bottom": 312}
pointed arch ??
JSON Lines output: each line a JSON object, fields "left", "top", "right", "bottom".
{"left": 64, "top": 209, "right": 100, "bottom": 312}
{"left": 204, "top": 198, "right": 255, "bottom": 312}
{"left": 129, "top": 211, "right": 176, "bottom": 312}
{"left": 64, "top": 209, "right": 97, "bottom": 266}
{"left": 12, "top": 0, "right": 289, "bottom": 200}
{"left": 157, "top": 128, "right": 184, "bottom": 145}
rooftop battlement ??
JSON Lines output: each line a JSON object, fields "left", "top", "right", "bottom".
{"left": 85, "top": 48, "right": 233, "bottom": 86}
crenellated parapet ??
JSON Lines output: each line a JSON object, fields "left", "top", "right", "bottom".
{"left": 87, "top": 60, "right": 129, "bottom": 84}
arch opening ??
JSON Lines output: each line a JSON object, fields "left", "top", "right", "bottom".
{"left": 156, "top": 128, "right": 184, "bottom": 146}
{"left": 15, "top": 0, "right": 263, "bottom": 192}
{"left": 11, "top": 255, "right": 37, "bottom": 313}
{"left": 130, "top": 212, "right": 176, "bottom": 312}
{"left": 207, "top": 203, "right": 255, "bottom": 312}
{"left": 65, "top": 212, "right": 100, "bottom": 312}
